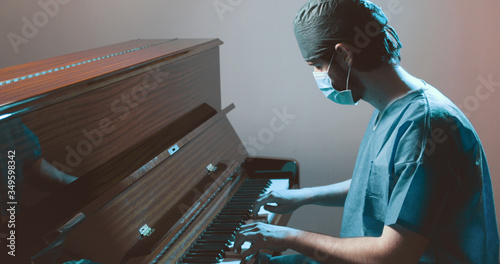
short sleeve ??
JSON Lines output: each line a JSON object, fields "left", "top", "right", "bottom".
{"left": 385, "top": 161, "right": 453, "bottom": 236}
{"left": 383, "top": 116, "right": 456, "bottom": 237}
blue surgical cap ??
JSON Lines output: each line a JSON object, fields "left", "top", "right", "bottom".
{"left": 293, "top": 0, "right": 389, "bottom": 61}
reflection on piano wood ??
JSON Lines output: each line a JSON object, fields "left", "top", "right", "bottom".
{"left": 0, "top": 39, "right": 298, "bottom": 264}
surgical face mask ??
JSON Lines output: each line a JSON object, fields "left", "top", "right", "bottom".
{"left": 312, "top": 56, "right": 357, "bottom": 105}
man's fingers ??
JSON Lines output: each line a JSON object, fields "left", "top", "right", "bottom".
{"left": 240, "top": 241, "right": 264, "bottom": 259}
{"left": 252, "top": 193, "right": 272, "bottom": 218}
{"left": 238, "top": 223, "right": 259, "bottom": 233}
{"left": 234, "top": 231, "right": 259, "bottom": 253}
{"left": 263, "top": 203, "right": 281, "bottom": 213}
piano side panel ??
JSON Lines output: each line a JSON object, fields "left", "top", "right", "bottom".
{"left": 62, "top": 117, "right": 247, "bottom": 264}
{"left": 21, "top": 47, "right": 221, "bottom": 181}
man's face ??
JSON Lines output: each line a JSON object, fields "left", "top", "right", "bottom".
{"left": 308, "top": 56, "right": 343, "bottom": 92}
{"left": 307, "top": 55, "right": 365, "bottom": 103}
{"left": 307, "top": 53, "right": 365, "bottom": 102}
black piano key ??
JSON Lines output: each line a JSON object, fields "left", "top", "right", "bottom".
{"left": 195, "top": 241, "right": 231, "bottom": 246}
{"left": 179, "top": 263, "right": 218, "bottom": 264}
{"left": 191, "top": 243, "right": 230, "bottom": 252}
{"left": 212, "top": 214, "right": 246, "bottom": 220}
{"left": 187, "top": 248, "right": 225, "bottom": 256}
{"left": 214, "top": 211, "right": 250, "bottom": 217}
{"left": 209, "top": 222, "right": 244, "bottom": 227}
{"left": 185, "top": 251, "right": 224, "bottom": 259}
{"left": 202, "top": 229, "right": 239, "bottom": 234}
{"left": 187, "top": 252, "right": 224, "bottom": 257}
{"left": 207, "top": 223, "right": 242, "bottom": 229}
{"left": 205, "top": 224, "right": 241, "bottom": 229}
{"left": 191, "top": 242, "right": 230, "bottom": 247}
{"left": 223, "top": 209, "right": 251, "bottom": 213}
{"left": 210, "top": 218, "right": 245, "bottom": 223}
{"left": 180, "top": 261, "right": 220, "bottom": 264}
{"left": 227, "top": 203, "right": 256, "bottom": 207}
{"left": 231, "top": 194, "right": 265, "bottom": 199}
{"left": 181, "top": 257, "right": 221, "bottom": 263}
{"left": 227, "top": 198, "right": 260, "bottom": 202}
{"left": 223, "top": 204, "right": 253, "bottom": 209}
{"left": 202, "top": 229, "right": 238, "bottom": 234}
{"left": 198, "top": 237, "right": 234, "bottom": 244}
{"left": 197, "top": 235, "right": 233, "bottom": 241}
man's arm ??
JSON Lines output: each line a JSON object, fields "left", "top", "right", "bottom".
{"left": 301, "top": 178, "right": 351, "bottom": 207}
{"left": 235, "top": 223, "right": 429, "bottom": 264}
{"left": 253, "top": 179, "right": 351, "bottom": 218}
{"left": 24, "top": 158, "right": 77, "bottom": 191}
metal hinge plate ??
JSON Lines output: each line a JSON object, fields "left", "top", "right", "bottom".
{"left": 206, "top": 163, "right": 217, "bottom": 172}
{"left": 139, "top": 224, "right": 155, "bottom": 237}
{"left": 168, "top": 144, "right": 179, "bottom": 155}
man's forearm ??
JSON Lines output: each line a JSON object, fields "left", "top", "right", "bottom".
{"left": 301, "top": 179, "right": 351, "bottom": 207}
{"left": 283, "top": 225, "right": 427, "bottom": 264}
{"left": 285, "top": 230, "right": 385, "bottom": 264}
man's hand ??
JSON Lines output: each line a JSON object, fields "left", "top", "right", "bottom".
{"left": 252, "top": 189, "right": 308, "bottom": 218}
{"left": 234, "top": 222, "right": 299, "bottom": 258}
{"left": 252, "top": 180, "right": 352, "bottom": 219}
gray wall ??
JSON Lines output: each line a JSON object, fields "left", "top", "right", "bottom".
{"left": 1, "top": 0, "right": 499, "bottom": 252}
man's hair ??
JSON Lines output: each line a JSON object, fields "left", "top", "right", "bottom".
{"left": 293, "top": 0, "right": 403, "bottom": 71}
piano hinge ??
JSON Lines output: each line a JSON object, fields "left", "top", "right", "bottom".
{"left": 139, "top": 224, "right": 155, "bottom": 237}
{"left": 206, "top": 163, "right": 217, "bottom": 172}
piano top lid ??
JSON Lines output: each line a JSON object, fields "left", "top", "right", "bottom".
{"left": 0, "top": 38, "right": 223, "bottom": 119}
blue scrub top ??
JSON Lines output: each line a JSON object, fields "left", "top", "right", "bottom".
{"left": 341, "top": 83, "right": 499, "bottom": 263}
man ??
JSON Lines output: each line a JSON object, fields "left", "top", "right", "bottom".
{"left": 234, "top": 0, "right": 499, "bottom": 263}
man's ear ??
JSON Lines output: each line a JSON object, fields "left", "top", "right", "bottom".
{"left": 335, "top": 43, "right": 354, "bottom": 67}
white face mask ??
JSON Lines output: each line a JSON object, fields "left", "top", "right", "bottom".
{"left": 312, "top": 55, "right": 357, "bottom": 105}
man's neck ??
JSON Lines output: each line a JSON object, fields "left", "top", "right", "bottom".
{"left": 359, "top": 65, "right": 422, "bottom": 112}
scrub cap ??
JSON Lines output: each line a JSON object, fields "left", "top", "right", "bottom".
{"left": 293, "top": 0, "right": 389, "bottom": 61}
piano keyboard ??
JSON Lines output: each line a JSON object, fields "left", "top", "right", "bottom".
{"left": 179, "top": 178, "right": 287, "bottom": 264}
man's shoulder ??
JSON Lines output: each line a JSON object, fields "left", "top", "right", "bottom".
{"left": 414, "top": 85, "right": 481, "bottom": 156}
{"left": 391, "top": 85, "right": 480, "bottom": 152}
{"left": 403, "top": 85, "right": 472, "bottom": 131}
{"left": 422, "top": 86, "right": 475, "bottom": 132}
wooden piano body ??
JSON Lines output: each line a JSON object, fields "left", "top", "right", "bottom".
{"left": 0, "top": 39, "right": 299, "bottom": 264}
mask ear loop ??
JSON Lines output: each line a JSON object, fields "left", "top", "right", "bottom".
{"left": 326, "top": 53, "right": 335, "bottom": 73}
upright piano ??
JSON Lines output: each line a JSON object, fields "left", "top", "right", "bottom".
{"left": 0, "top": 39, "right": 299, "bottom": 264}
